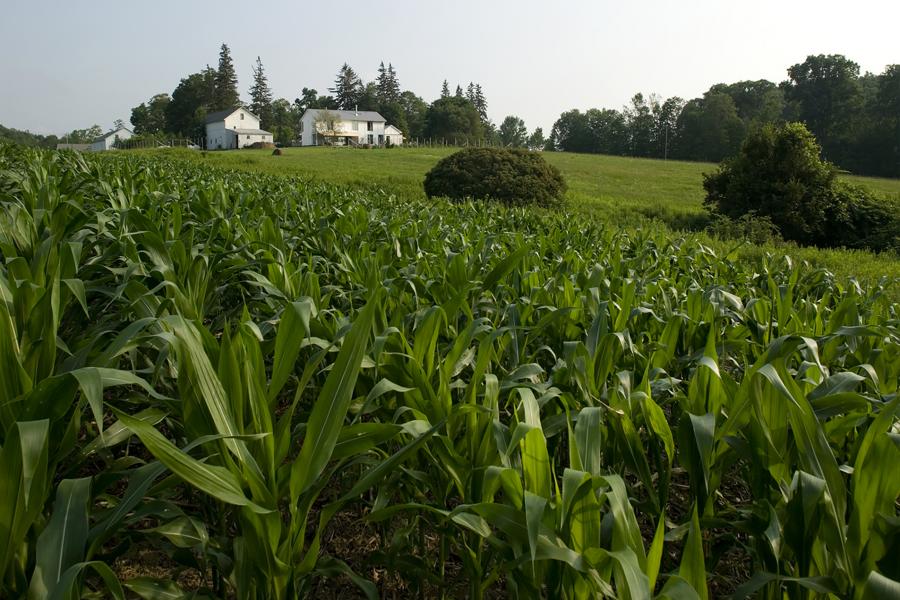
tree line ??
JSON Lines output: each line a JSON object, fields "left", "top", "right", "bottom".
{"left": 0, "top": 123, "right": 115, "bottom": 148}
{"left": 4, "top": 48, "right": 896, "bottom": 178}
{"left": 126, "top": 44, "right": 508, "bottom": 147}
{"left": 545, "top": 55, "right": 900, "bottom": 177}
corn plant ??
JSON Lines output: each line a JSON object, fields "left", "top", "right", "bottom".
{"left": 0, "top": 144, "right": 897, "bottom": 599}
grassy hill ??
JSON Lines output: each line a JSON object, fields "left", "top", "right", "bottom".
{"left": 195, "top": 146, "right": 900, "bottom": 225}
{"left": 165, "top": 146, "right": 900, "bottom": 285}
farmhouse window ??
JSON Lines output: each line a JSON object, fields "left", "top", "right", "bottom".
{"left": 247, "top": 135, "right": 251, "bottom": 139}
{"left": 367, "top": 121, "right": 373, "bottom": 131}
{"left": 353, "top": 121, "right": 359, "bottom": 131}
{"left": 240, "top": 113, "right": 244, "bottom": 120}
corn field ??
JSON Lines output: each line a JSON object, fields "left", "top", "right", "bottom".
{"left": 0, "top": 144, "right": 898, "bottom": 599}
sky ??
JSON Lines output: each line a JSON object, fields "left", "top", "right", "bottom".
{"left": 1, "top": 0, "right": 898, "bottom": 136}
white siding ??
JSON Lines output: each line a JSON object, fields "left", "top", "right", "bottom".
{"left": 205, "top": 108, "right": 272, "bottom": 149}
{"left": 222, "top": 108, "right": 261, "bottom": 130}
{"left": 385, "top": 126, "right": 404, "bottom": 146}
{"left": 299, "top": 111, "right": 389, "bottom": 146}
{"left": 234, "top": 133, "right": 271, "bottom": 148}
{"left": 206, "top": 122, "right": 230, "bottom": 149}
{"left": 90, "top": 127, "right": 133, "bottom": 152}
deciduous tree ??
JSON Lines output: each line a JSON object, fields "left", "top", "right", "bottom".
{"left": 424, "top": 96, "right": 483, "bottom": 141}
{"left": 527, "top": 127, "right": 545, "bottom": 151}
{"left": 785, "top": 54, "right": 863, "bottom": 164}
{"left": 499, "top": 115, "right": 527, "bottom": 147}
{"left": 130, "top": 93, "right": 170, "bottom": 134}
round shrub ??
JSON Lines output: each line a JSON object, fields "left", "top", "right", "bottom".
{"left": 423, "top": 147, "right": 566, "bottom": 207}
{"left": 703, "top": 122, "right": 836, "bottom": 245}
{"left": 703, "top": 122, "right": 897, "bottom": 251}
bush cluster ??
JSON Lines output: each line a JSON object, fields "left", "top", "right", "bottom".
{"left": 703, "top": 122, "right": 899, "bottom": 252}
{"left": 424, "top": 147, "right": 566, "bottom": 207}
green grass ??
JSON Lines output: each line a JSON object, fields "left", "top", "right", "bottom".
{"left": 162, "top": 146, "right": 900, "bottom": 288}
{"left": 192, "top": 146, "right": 900, "bottom": 215}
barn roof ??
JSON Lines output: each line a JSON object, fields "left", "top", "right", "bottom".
{"left": 205, "top": 106, "right": 261, "bottom": 124}
{"left": 91, "top": 127, "right": 133, "bottom": 142}
{"left": 228, "top": 128, "right": 272, "bottom": 135}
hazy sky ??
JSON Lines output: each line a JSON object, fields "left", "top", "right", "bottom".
{"left": 2, "top": 0, "right": 898, "bottom": 136}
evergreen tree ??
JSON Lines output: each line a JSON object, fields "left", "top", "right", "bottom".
{"left": 466, "top": 82, "right": 476, "bottom": 103}
{"left": 473, "top": 84, "right": 488, "bottom": 122}
{"left": 387, "top": 64, "right": 401, "bottom": 102}
{"left": 376, "top": 62, "right": 390, "bottom": 102}
{"left": 455, "top": 84, "right": 464, "bottom": 98}
{"left": 330, "top": 63, "right": 362, "bottom": 109}
{"left": 441, "top": 80, "right": 450, "bottom": 98}
{"left": 214, "top": 43, "right": 240, "bottom": 109}
{"left": 249, "top": 56, "right": 273, "bottom": 130}
{"left": 375, "top": 62, "right": 401, "bottom": 104}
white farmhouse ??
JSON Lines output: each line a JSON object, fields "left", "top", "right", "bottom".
{"left": 205, "top": 107, "right": 273, "bottom": 150}
{"left": 90, "top": 126, "right": 133, "bottom": 151}
{"left": 298, "top": 109, "right": 401, "bottom": 146}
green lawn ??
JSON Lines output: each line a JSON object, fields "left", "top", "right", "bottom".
{"left": 146, "top": 146, "right": 900, "bottom": 287}
{"left": 195, "top": 146, "right": 900, "bottom": 216}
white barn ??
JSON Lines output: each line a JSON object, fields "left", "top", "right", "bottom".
{"left": 299, "top": 109, "right": 401, "bottom": 146}
{"left": 90, "top": 126, "right": 133, "bottom": 151}
{"left": 205, "top": 107, "right": 273, "bottom": 150}
{"left": 385, "top": 124, "right": 404, "bottom": 146}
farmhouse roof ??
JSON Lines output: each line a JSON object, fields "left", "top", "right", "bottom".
{"left": 304, "top": 108, "right": 386, "bottom": 122}
{"left": 205, "top": 106, "right": 261, "bottom": 124}
{"left": 385, "top": 124, "right": 403, "bottom": 134}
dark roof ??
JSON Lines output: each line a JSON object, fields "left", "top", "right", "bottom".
{"left": 302, "top": 108, "right": 386, "bottom": 122}
{"left": 91, "top": 126, "right": 133, "bottom": 142}
{"left": 205, "top": 106, "right": 261, "bottom": 124}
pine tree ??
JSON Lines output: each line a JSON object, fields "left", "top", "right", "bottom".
{"left": 214, "top": 43, "right": 240, "bottom": 109}
{"left": 466, "top": 82, "right": 476, "bottom": 103}
{"left": 474, "top": 84, "right": 488, "bottom": 122}
{"left": 203, "top": 65, "right": 217, "bottom": 107}
{"left": 330, "top": 63, "right": 362, "bottom": 109}
{"left": 376, "top": 61, "right": 390, "bottom": 103}
{"left": 249, "top": 56, "right": 273, "bottom": 130}
{"left": 387, "top": 63, "right": 401, "bottom": 102}
{"left": 441, "top": 80, "right": 450, "bottom": 99}
{"left": 455, "top": 84, "right": 464, "bottom": 98}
